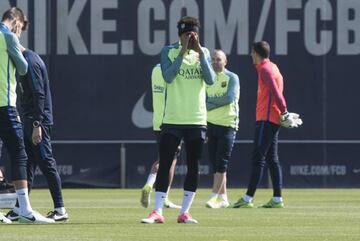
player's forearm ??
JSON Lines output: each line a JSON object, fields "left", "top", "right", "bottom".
{"left": 200, "top": 53, "right": 215, "bottom": 85}
{"left": 206, "top": 101, "right": 219, "bottom": 111}
{"left": 261, "top": 69, "right": 287, "bottom": 113}
{"left": 5, "top": 34, "right": 28, "bottom": 75}
{"left": 160, "top": 47, "right": 183, "bottom": 83}
{"left": 269, "top": 83, "right": 287, "bottom": 113}
{"left": 161, "top": 56, "right": 183, "bottom": 83}
{"left": 207, "top": 95, "right": 232, "bottom": 108}
{"left": 33, "top": 93, "right": 45, "bottom": 122}
{"left": 206, "top": 75, "right": 238, "bottom": 108}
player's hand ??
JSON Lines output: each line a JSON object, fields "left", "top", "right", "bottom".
{"left": 191, "top": 32, "right": 203, "bottom": 54}
{"left": 280, "top": 112, "right": 303, "bottom": 128}
{"left": 180, "top": 33, "right": 192, "bottom": 55}
{"left": 32, "top": 126, "right": 42, "bottom": 145}
{"left": 12, "top": 21, "right": 23, "bottom": 39}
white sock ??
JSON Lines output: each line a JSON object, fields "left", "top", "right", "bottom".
{"left": 146, "top": 173, "right": 157, "bottom": 187}
{"left": 243, "top": 194, "right": 253, "bottom": 203}
{"left": 13, "top": 206, "right": 20, "bottom": 214}
{"left": 180, "top": 191, "right": 196, "bottom": 214}
{"left": 210, "top": 192, "right": 218, "bottom": 199}
{"left": 273, "top": 197, "right": 283, "bottom": 203}
{"left": 220, "top": 194, "right": 228, "bottom": 203}
{"left": 154, "top": 192, "right": 166, "bottom": 215}
{"left": 16, "top": 188, "right": 32, "bottom": 216}
{"left": 55, "top": 207, "right": 66, "bottom": 215}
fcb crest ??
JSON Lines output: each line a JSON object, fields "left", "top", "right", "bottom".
{"left": 221, "top": 81, "right": 227, "bottom": 88}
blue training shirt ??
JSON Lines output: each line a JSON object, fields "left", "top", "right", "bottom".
{"left": 19, "top": 49, "right": 53, "bottom": 125}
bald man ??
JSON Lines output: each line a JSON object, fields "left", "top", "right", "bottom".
{"left": 205, "top": 50, "right": 240, "bottom": 208}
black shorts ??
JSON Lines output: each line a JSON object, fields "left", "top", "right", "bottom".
{"left": 207, "top": 122, "right": 236, "bottom": 173}
{"left": 161, "top": 126, "right": 206, "bottom": 142}
{"left": 155, "top": 129, "right": 187, "bottom": 158}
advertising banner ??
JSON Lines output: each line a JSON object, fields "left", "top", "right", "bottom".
{"left": 0, "top": 0, "right": 359, "bottom": 188}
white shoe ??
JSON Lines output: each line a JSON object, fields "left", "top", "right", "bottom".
{"left": 46, "top": 210, "right": 69, "bottom": 222}
{"left": 0, "top": 212, "right": 12, "bottom": 224}
{"left": 164, "top": 199, "right": 181, "bottom": 209}
{"left": 206, "top": 197, "right": 219, "bottom": 208}
{"left": 218, "top": 200, "right": 230, "bottom": 208}
{"left": 19, "top": 211, "right": 55, "bottom": 224}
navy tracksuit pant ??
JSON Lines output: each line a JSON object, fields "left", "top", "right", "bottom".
{"left": 246, "top": 121, "right": 283, "bottom": 197}
{"left": 18, "top": 120, "right": 64, "bottom": 208}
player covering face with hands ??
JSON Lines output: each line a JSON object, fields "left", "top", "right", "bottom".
{"left": 141, "top": 16, "right": 215, "bottom": 224}
{"left": 179, "top": 31, "right": 202, "bottom": 54}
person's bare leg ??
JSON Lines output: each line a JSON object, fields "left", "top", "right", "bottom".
{"left": 218, "top": 174, "right": 229, "bottom": 207}
{"left": 212, "top": 172, "right": 225, "bottom": 194}
{"left": 150, "top": 160, "right": 159, "bottom": 174}
{"left": 168, "top": 159, "right": 177, "bottom": 187}
{"left": 206, "top": 173, "right": 224, "bottom": 208}
{"left": 13, "top": 180, "right": 27, "bottom": 189}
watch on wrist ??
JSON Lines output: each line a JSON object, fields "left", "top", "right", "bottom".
{"left": 33, "top": 121, "right": 40, "bottom": 128}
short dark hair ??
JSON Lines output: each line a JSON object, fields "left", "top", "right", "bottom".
{"left": 178, "top": 16, "right": 200, "bottom": 28}
{"left": 177, "top": 16, "right": 200, "bottom": 36}
{"left": 1, "top": 7, "right": 28, "bottom": 31}
{"left": 252, "top": 41, "right": 270, "bottom": 59}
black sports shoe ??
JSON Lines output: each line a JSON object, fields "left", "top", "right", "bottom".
{"left": 5, "top": 210, "right": 19, "bottom": 221}
{"left": 46, "top": 210, "right": 69, "bottom": 222}
{"left": 0, "top": 180, "right": 15, "bottom": 193}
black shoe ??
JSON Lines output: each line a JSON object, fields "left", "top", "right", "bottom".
{"left": 46, "top": 210, "right": 69, "bottom": 222}
{"left": 5, "top": 210, "right": 19, "bottom": 221}
{"left": 0, "top": 180, "right": 15, "bottom": 193}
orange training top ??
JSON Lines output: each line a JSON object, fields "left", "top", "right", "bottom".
{"left": 255, "top": 59, "right": 287, "bottom": 125}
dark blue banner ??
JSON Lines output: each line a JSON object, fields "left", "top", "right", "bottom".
{"left": 0, "top": 0, "right": 359, "bottom": 188}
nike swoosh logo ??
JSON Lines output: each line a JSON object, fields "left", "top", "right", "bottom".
{"left": 131, "top": 92, "right": 153, "bottom": 128}
{"left": 21, "top": 215, "right": 36, "bottom": 221}
{"left": 353, "top": 168, "right": 360, "bottom": 173}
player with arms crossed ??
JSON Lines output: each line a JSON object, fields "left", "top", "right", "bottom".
{"left": 205, "top": 49, "right": 240, "bottom": 209}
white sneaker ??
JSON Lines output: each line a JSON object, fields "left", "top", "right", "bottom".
{"left": 0, "top": 212, "right": 12, "bottom": 224}
{"left": 19, "top": 211, "right": 55, "bottom": 224}
{"left": 206, "top": 197, "right": 219, "bottom": 208}
{"left": 164, "top": 199, "right": 181, "bottom": 209}
{"left": 5, "top": 209, "right": 19, "bottom": 221}
{"left": 218, "top": 200, "right": 230, "bottom": 208}
{"left": 46, "top": 210, "right": 69, "bottom": 222}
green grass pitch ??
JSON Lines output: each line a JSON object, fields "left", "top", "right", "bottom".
{"left": 1, "top": 188, "right": 359, "bottom": 241}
